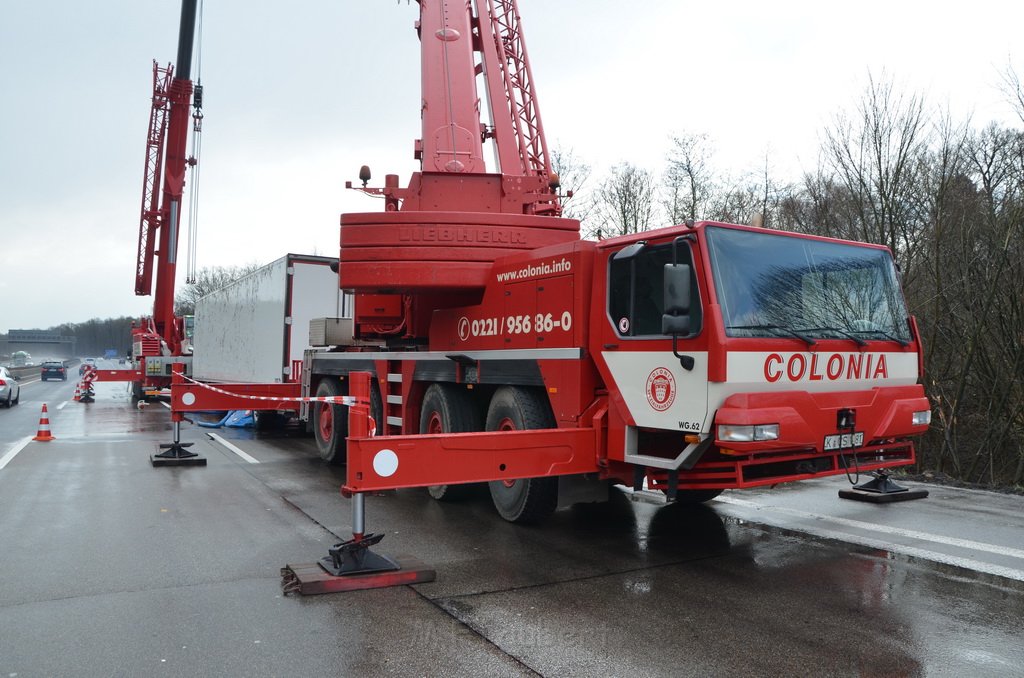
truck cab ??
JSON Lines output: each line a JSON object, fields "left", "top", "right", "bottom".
{"left": 592, "top": 221, "right": 930, "bottom": 489}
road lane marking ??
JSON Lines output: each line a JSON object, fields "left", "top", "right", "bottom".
{"left": 161, "top": 402, "right": 171, "bottom": 409}
{"left": 57, "top": 401, "right": 68, "bottom": 410}
{"left": 0, "top": 436, "right": 33, "bottom": 470}
{"left": 206, "top": 432, "right": 260, "bottom": 464}
{"left": 715, "top": 496, "right": 1024, "bottom": 560}
{"left": 714, "top": 495, "right": 1024, "bottom": 582}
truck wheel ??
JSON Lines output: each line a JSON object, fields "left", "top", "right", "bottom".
{"left": 131, "top": 381, "right": 143, "bottom": 402}
{"left": 485, "top": 386, "right": 558, "bottom": 524}
{"left": 314, "top": 379, "right": 347, "bottom": 465}
{"left": 314, "top": 377, "right": 382, "bottom": 465}
{"left": 420, "top": 383, "right": 483, "bottom": 501}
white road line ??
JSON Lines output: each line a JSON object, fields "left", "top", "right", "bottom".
{"left": 206, "top": 432, "right": 260, "bottom": 464}
{"left": 714, "top": 496, "right": 1024, "bottom": 582}
{"left": 161, "top": 401, "right": 171, "bottom": 409}
{"left": 57, "top": 401, "right": 68, "bottom": 410}
{"left": 715, "top": 496, "right": 1024, "bottom": 561}
{"left": 0, "top": 436, "right": 33, "bottom": 470}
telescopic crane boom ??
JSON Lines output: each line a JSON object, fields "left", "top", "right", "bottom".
{"left": 135, "top": 0, "right": 202, "bottom": 358}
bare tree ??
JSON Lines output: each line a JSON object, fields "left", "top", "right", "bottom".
{"left": 710, "top": 154, "right": 788, "bottom": 228}
{"left": 174, "top": 263, "right": 264, "bottom": 316}
{"left": 590, "top": 163, "right": 657, "bottom": 239}
{"left": 550, "top": 145, "right": 594, "bottom": 224}
{"left": 1000, "top": 62, "right": 1024, "bottom": 126}
{"left": 662, "top": 133, "right": 716, "bottom": 223}
{"left": 822, "top": 72, "right": 930, "bottom": 277}
{"left": 955, "top": 123, "right": 1024, "bottom": 483}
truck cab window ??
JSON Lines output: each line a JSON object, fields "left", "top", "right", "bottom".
{"left": 609, "top": 243, "right": 700, "bottom": 337}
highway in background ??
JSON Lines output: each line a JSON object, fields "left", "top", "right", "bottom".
{"left": 0, "top": 363, "right": 78, "bottom": 467}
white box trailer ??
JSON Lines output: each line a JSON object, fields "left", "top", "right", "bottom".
{"left": 192, "top": 254, "right": 350, "bottom": 383}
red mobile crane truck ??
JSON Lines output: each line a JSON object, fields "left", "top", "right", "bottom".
{"left": 106, "top": 0, "right": 203, "bottom": 403}
{"left": 170, "top": 0, "right": 931, "bottom": 528}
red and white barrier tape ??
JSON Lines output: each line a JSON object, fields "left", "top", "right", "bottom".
{"left": 178, "top": 374, "right": 360, "bottom": 406}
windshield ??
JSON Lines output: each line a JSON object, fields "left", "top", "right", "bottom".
{"left": 705, "top": 227, "right": 911, "bottom": 343}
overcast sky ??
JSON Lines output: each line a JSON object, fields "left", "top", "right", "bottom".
{"left": 1, "top": 0, "right": 1021, "bottom": 333}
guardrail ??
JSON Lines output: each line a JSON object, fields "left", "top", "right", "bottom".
{"left": 7, "top": 365, "right": 40, "bottom": 379}
{"left": 4, "top": 359, "right": 80, "bottom": 380}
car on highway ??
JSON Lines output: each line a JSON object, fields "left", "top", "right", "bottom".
{"left": 41, "top": 361, "right": 68, "bottom": 381}
{"left": 0, "top": 366, "right": 21, "bottom": 407}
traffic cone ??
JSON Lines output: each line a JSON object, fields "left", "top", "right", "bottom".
{"left": 73, "top": 384, "right": 81, "bottom": 402}
{"left": 33, "top": 404, "right": 56, "bottom": 442}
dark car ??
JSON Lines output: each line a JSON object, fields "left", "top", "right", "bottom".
{"left": 41, "top": 361, "right": 68, "bottom": 381}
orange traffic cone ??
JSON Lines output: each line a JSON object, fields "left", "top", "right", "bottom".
{"left": 73, "top": 384, "right": 81, "bottom": 402}
{"left": 33, "top": 404, "right": 56, "bottom": 442}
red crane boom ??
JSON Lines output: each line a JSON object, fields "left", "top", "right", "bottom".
{"left": 134, "top": 0, "right": 200, "bottom": 352}
{"left": 478, "top": 0, "right": 553, "bottom": 185}
{"left": 127, "top": 0, "right": 201, "bottom": 396}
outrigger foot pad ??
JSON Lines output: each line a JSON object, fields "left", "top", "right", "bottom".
{"left": 839, "top": 471, "right": 928, "bottom": 503}
{"left": 281, "top": 555, "right": 435, "bottom": 595}
{"left": 151, "top": 442, "right": 207, "bottom": 467}
{"left": 320, "top": 533, "right": 399, "bottom": 576}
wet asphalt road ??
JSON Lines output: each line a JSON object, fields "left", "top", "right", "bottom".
{"left": 1, "top": 379, "right": 1023, "bottom": 677}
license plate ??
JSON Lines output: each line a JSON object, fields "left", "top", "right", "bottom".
{"left": 824, "top": 431, "right": 863, "bottom": 451}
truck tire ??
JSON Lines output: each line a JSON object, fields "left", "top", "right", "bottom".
{"left": 420, "top": 383, "right": 483, "bottom": 501}
{"left": 485, "top": 386, "right": 558, "bottom": 524}
{"left": 314, "top": 378, "right": 348, "bottom": 465}
{"left": 313, "top": 376, "right": 382, "bottom": 465}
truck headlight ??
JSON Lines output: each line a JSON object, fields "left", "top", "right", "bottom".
{"left": 912, "top": 410, "right": 932, "bottom": 426}
{"left": 718, "top": 423, "right": 780, "bottom": 442}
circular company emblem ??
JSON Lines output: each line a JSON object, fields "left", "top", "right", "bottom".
{"left": 645, "top": 367, "right": 676, "bottom": 412}
{"left": 458, "top": 316, "right": 470, "bottom": 341}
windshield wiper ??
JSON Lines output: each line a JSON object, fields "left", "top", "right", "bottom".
{"left": 849, "top": 328, "right": 910, "bottom": 347}
{"left": 727, "top": 324, "right": 817, "bottom": 348}
{"left": 796, "top": 326, "right": 868, "bottom": 347}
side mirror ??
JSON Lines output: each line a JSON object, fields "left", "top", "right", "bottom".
{"left": 662, "top": 263, "right": 691, "bottom": 335}
{"left": 662, "top": 314, "right": 690, "bottom": 335}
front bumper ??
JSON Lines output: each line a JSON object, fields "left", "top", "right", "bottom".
{"left": 672, "top": 385, "right": 929, "bottom": 489}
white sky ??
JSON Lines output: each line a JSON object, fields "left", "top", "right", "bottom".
{"left": 1, "top": 0, "right": 1021, "bottom": 333}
